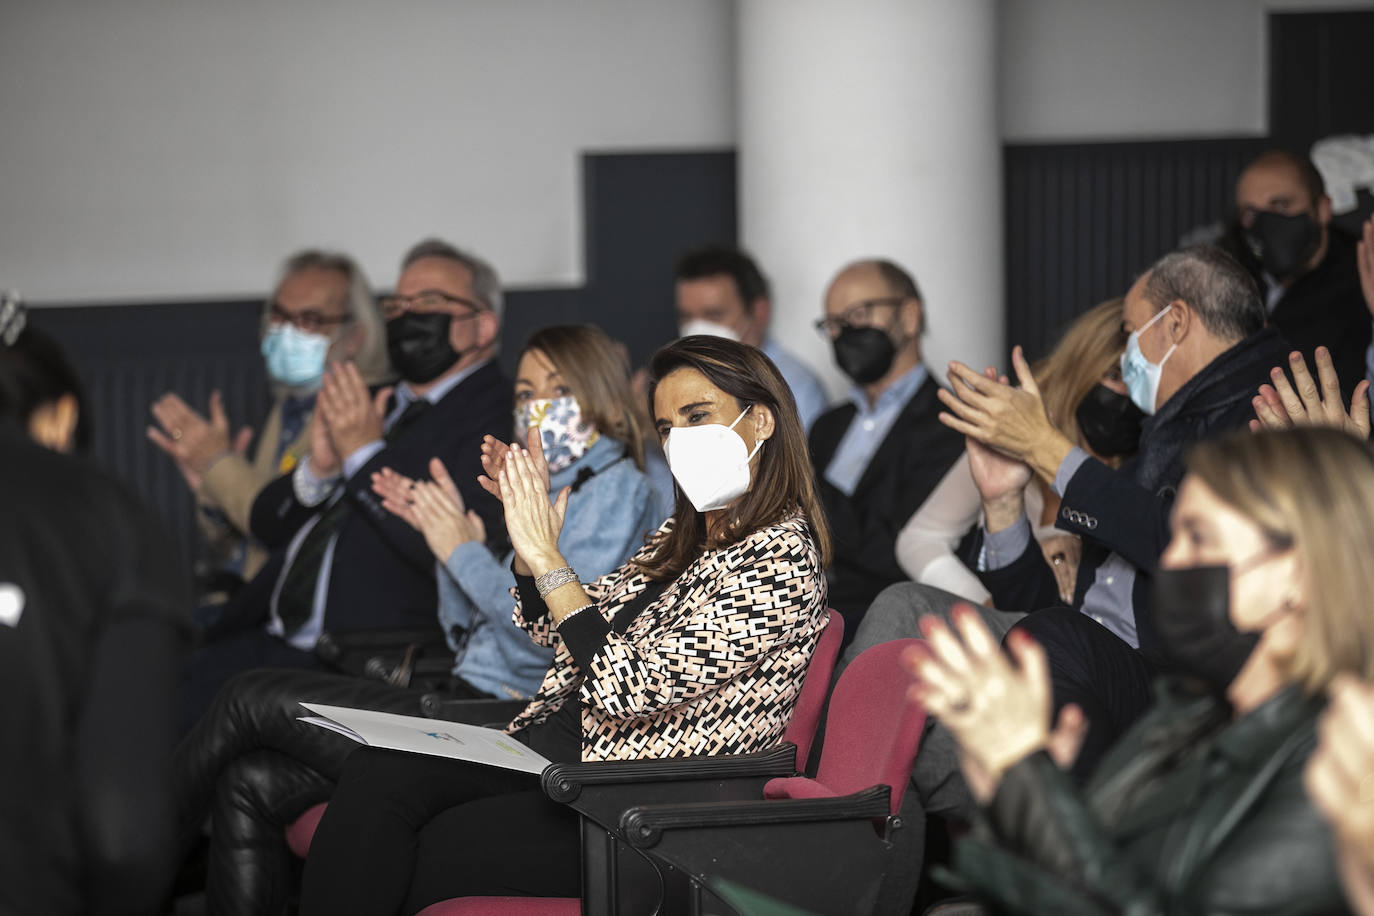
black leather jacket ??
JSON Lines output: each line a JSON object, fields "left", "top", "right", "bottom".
{"left": 951, "top": 681, "right": 1349, "bottom": 915}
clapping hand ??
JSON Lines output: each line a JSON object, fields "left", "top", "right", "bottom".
{"left": 904, "top": 606, "right": 1087, "bottom": 803}
{"left": 1251, "top": 348, "right": 1371, "bottom": 440}
{"left": 317, "top": 363, "right": 392, "bottom": 460}
{"left": 148, "top": 390, "right": 253, "bottom": 490}
{"left": 372, "top": 459, "right": 486, "bottom": 562}
{"left": 959, "top": 367, "right": 1034, "bottom": 531}
{"left": 498, "top": 441, "right": 569, "bottom": 576}
{"left": 477, "top": 427, "right": 551, "bottom": 503}
{"left": 1307, "top": 674, "right": 1374, "bottom": 862}
{"left": 372, "top": 466, "right": 421, "bottom": 528}
{"left": 938, "top": 346, "right": 1073, "bottom": 483}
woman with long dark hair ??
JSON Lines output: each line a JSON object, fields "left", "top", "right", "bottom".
{"left": 297, "top": 335, "right": 831, "bottom": 914}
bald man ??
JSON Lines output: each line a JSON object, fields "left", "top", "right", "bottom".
{"left": 1236, "top": 150, "right": 1369, "bottom": 402}
{"left": 808, "top": 259, "right": 963, "bottom": 642}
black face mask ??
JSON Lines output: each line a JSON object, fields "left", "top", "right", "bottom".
{"left": 1075, "top": 384, "right": 1145, "bottom": 459}
{"left": 833, "top": 326, "right": 897, "bottom": 385}
{"left": 1151, "top": 565, "right": 1261, "bottom": 696}
{"left": 1244, "top": 210, "right": 1322, "bottom": 282}
{"left": 386, "top": 312, "right": 462, "bottom": 383}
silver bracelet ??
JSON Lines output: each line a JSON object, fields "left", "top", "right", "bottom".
{"left": 555, "top": 603, "right": 596, "bottom": 629}
{"left": 535, "top": 565, "right": 578, "bottom": 599}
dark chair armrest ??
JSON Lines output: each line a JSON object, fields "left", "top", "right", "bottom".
{"left": 541, "top": 744, "right": 800, "bottom": 803}
{"left": 620, "top": 785, "right": 892, "bottom": 848}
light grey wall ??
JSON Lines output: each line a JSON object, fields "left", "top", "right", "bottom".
{"left": 5, "top": 0, "right": 1371, "bottom": 303}
{"left": 0, "top": 0, "right": 736, "bottom": 302}
{"left": 999, "top": 0, "right": 1374, "bottom": 142}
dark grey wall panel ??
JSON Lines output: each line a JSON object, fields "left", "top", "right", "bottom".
{"left": 1269, "top": 10, "right": 1374, "bottom": 153}
{"left": 1003, "top": 137, "right": 1268, "bottom": 361}
{"left": 584, "top": 150, "right": 737, "bottom": 368}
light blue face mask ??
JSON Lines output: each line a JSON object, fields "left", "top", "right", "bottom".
{"left": 261, "top": 324, "right": 331, "bottom": 389}
{"left": 1120, "top": 305, "right": 1177, "bottom": 415}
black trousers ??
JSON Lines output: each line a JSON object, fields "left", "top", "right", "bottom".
{"left": 175, "top": 668, "right": 493, "bottom": 916}
{"left": 298, "top": 747, "right": 580, "bottom": 916}
{"left": 1010, "top": 607, "right": 1159, "bottom": 780}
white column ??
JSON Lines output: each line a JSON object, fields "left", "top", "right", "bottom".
{"left": 738, "top": 0, "right": 1003, "bottom": 399}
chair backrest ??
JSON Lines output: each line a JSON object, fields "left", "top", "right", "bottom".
{"left": 780, "top": 609, "right": 843, "bottom": 770}
{"left": 813, "top": 638, "right": 927, "bottom": 815}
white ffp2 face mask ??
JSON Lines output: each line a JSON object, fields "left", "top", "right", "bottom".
{"left": 663, "top": 407, "right": 763, "bottom": 512}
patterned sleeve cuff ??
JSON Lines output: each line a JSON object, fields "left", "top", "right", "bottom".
{"left": 556, "top": 605, "right": 610, "bottom": 670}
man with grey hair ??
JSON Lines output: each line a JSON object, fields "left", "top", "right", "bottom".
{"left": 184, "top": 238, "right": 511, "bottom": 730}
{"left": 150, "top": 249, "right": 390, "bottom": 593}
{"left": 851, "top": 246, "right": 1289, "bottom": 829}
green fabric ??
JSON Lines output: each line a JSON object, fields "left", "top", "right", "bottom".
{"left": 706, "top": 877, "right": 822, "bottom": 916}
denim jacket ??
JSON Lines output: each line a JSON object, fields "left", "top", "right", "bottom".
{"left": 437, "top": 435, "right": 663, "bottom": 699}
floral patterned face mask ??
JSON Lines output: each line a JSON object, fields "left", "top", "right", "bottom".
{"left": 514, "top": 395, "right": 600, "bottom": 474}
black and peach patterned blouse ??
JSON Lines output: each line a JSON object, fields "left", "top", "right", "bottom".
{"left": 506, "top": 513, "right": 827, "bottom": 762}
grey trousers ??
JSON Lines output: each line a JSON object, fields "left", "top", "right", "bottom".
{"left": 840, "top": 581, "right": 1026, "bottom": 825}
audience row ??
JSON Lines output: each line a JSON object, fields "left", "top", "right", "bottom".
{"left": 3, "top": 146, "right": 1374, "bottom": 914}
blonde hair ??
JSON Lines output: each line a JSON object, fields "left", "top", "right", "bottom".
{"left": 1186, "top": 428, "right": 1374, "bottom": 694}
{"left": 1034, "top": 298, "right": 1128, "bottom": 452}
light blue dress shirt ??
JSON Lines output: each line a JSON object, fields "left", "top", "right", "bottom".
{"left": 761, "top": 337, "right": 829, "bottom": 432}
{"left": 823, "top": 365, "right": 927, "bottom": 497}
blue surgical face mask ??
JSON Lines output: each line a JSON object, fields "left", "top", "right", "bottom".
{"left": 1120, "top": 306, "right": 1177, "bottom": 415}
{"left": 261, "top": 324, "right": 331, "bottom": 389}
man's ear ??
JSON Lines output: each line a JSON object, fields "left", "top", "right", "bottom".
{"left": 1316, "top": 193, "right": 1333, "bottom": 228}
{"left": 751, "top": 297, "right": 772, "bottom": 331}
{"left": 903, "top": 298, "right": 924, "bottom": 337}
{"left": 477, "top": 310, "right": 500, "bottom": 349}
{"left": 339, "top": 322, "right": 365, "bottom": 361}
{"left": 1166, "top": 300, "right": 1192, "bottom": 344}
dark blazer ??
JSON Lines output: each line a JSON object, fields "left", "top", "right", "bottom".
{"left": 808, "top": 375, "right": 964, "bottom": 637}
{"left": 978, "top": 328, "right": 1292, "bottom": 654}
{"left": 222, "top": 360, "right": 512, "bottom": 636}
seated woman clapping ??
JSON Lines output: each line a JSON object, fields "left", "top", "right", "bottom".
{"left": 173, "top": 324, "right": 661, "bottom": 916}
{"left": 908, "top": 427, "right": 1374, "bottom": 915}
{"left": 371, "top": 324, "right": 667, "bottom": 700}
{"left": 296, "top": 334, "right": 831, "bottom": 914}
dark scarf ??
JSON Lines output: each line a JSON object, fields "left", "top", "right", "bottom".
{"left": 1133, "top": 326, "right": 1290, "bottom": 493}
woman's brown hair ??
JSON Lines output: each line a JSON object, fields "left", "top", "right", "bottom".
{"left": 1186, "top": 427, "right": 1374, "bottom": 694}
{"left": 635, "top": 336, "right": 832, "bottom": 581}
{"left": 521, "top": 325, "right": 645, "bottom": 471}
{"left": 1034, "top": 297, "right": 1128, "bottom": 455}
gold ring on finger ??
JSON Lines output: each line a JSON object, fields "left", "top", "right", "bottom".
{"left": 172, "top": 428, "right": 183, "bottom": 441}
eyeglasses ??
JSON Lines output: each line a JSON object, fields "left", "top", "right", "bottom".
{"left": 268, "top": 303, "right": 352, "bottom": 335}
{"left": 378, "top": 290, "right": 486, "bottom": 320}
{"left": 813, "top": 297, "right": 906, "bottom": 338}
